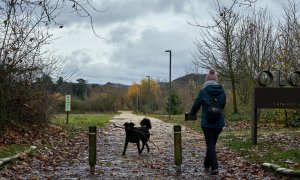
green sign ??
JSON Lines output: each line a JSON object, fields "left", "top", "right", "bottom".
{"left": 65, "top": 95, "right": 71, "bottom": 111}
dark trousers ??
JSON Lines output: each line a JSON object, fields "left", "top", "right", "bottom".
{"left": 202, "top": 127, "right": 222, "bottom": 170}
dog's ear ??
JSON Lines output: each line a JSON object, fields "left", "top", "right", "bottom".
{"left": 129, "top": 122, "right": 135, "bottom": 127}
{"left": 124, "top": 122, "right": 129, "bottom": 127}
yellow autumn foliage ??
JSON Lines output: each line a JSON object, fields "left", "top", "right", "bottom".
{"left": 127, "top": 82, "right": 140, "bottom": 98}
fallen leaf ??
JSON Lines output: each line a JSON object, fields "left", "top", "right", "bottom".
{"left": 37, "top": 154, "right": 49, "bottom": 161}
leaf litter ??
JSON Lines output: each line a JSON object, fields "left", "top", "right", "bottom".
{"left": 0, "top": 112, "right": 279, "bottom": 179}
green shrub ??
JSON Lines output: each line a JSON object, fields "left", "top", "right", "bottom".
{"left": 0, "top": 145, "right": 31, "bottom": 159}
{"left": 228, "top": 113, "right": 250, "bottom": 121}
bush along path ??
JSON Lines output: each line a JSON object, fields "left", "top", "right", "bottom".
{"left": 0, "top": 111, "right": 277, "bottom": 179}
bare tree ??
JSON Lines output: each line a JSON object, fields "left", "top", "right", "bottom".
{"left": 0, "top": 0, "right": 102, "bottom": 128}
{"left": 236, "top": 8, "right": 277, "bottom": 104}
{"left": 188, "top": 0, "right": 257, "bottom": 28}
{"left": 193, "top": 3, "right": 240, "bottom": 113}
{"left": 192, "top": 0, "right": 280, "bottom": 112}
{"left": 276, "top": 0, "right": 300, "bottom": 74}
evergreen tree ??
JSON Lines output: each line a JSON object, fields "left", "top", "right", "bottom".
{"left": 166, "top": 89, "right": 183, "bottom": 115}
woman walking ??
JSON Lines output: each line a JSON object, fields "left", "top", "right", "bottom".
{"left": 188, "top": 69, "right": 226, "bottom": 175}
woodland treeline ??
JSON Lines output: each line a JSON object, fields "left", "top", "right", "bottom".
{"left": 42, "top": 73, "right": 204, "bottom": 116}
{"left": 1, "top": 0, "right": 300, "bottom": 131}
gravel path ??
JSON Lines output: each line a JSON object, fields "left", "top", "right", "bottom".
{"left": 89, "top": 111, "right": 276, "bottom": 179}
{"left": 92, "top": 111, "right": 209, "bottom": 179}
{"left": 0, "top": 111, "right": 276, "bottom": 179}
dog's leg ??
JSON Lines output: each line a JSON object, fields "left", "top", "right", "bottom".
{"left": 145, "top": 143, "right": 150, "bottom": 153}
{"left": 122, "top": 141, "right": 129, "bottom": 155}
{"left": 140, "top": 142, "right": 145, "bottom": 154}
{"left": 137, "top": 141, "right": 141, "bottom": 154}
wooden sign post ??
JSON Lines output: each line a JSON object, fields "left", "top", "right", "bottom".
{"left": 252, "top": 70, "right": 300, "bottom": 144}
{"left": 252, "top": 87, "right": 300, "bottom": 144}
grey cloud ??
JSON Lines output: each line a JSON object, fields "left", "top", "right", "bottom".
{"left": 69, "top": 50, "right": 92, "bottom": 64}
{"left": 108, "top": 25, "right": 134, "bottom": 44}
{"left": 62, "top": 26, "right": 195, "bottom": 85}
{"left": 52, "top": 0, "right": 285, "bottom": 29}
{"left": 54, "top": 0, "right": 205, "bottom": 27}
{"left": 52, "top": 0, "right": 285, "bottom": 85}
{"left": 62, "top": 49, "right": 147, "bottom": 84}
{"left": 91, "top": 0, "right": 191, "bottom": 24}
{"left": 62, "top": 50, "right": 93, "bottom": 76}
{"left": 108, "top": 27, "right": 195, "bottom": 83}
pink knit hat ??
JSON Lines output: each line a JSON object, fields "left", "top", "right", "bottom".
{"left": 205, "top": 69, "right": 218, "bottom": 82}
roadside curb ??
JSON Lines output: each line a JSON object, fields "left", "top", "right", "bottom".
{"left": 262, "top": 162, "right": 300, "bottom": 178}
{"left": 0, "top": 145, "right": 37, "bottom": 167}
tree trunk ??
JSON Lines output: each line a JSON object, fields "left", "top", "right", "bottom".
{"left": 231, "top": 76, "right": 238, "bottom": 114}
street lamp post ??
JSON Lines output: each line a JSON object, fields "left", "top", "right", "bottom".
{"left": 146, "top": 75, "right": 151, "bottom": 111}
{"left": 165, "top": 50, "right": 172, "bottom": 120}
{"left": 146, "top": 76, "right": 150, "bottom": 90}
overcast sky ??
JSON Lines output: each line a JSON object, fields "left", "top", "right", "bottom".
{"left": 46, "top": 0, "right": 285, "bottom": 85}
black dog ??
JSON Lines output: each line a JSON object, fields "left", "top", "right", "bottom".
{"left": 122, "top": 118, "right": 152, "bottom": 155}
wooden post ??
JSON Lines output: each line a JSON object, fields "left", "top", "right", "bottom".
{"left": 174, "top": 125, "right": 182, "bottom": 172}
{"left": 251, "top": 89, "right": 258, "bottom": 145}
{"left": 252, "top": 107, "right": 258, "bottom": 144}
{"left": 66, "top": 111, "right": 69, "bottom": 124}
{"left": 89, "top": 126, "right": 97, "bottom": 174}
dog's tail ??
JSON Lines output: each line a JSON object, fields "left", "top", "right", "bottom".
{"left": 140, "top": 118, "right": 152, "bottom": 129}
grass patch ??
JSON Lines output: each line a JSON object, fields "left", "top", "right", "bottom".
{"left": 221, "top": 130, "right": 300, "bottom": 170}
{"left": 52, "top": 113, "right": 114, "bottom": 137}
{"left": 0, "top": 145, "right": 31, "bottom": 159}
{"left": 227, "top": 113, "right": 250, "bottom": 121}
{"left": 53, "top": 113, "right": 113, "bottom": 129}
{"left": 225, "top": 140, "right": 254, "bottom": 150}
{"left": 262, "top": 149, "right": 300, "bottom": 168}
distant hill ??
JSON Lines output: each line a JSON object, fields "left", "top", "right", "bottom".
{"left": 159, "top": 73, "right": 206, "bottom": 89}
{"left": 173, "top": 73, "right": 206, "bottom": 86}
{"left": 102, "top": 82, "right": 130, "bottom": 89}
{"left": 87, "top": 82, "right": 129, "bottom": 89}
{"left": 89, "top": 74, "right": 206, "bottom": 90}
